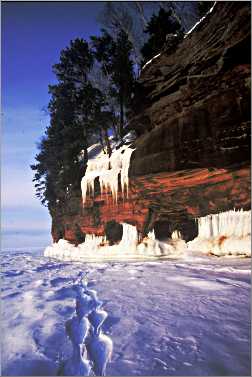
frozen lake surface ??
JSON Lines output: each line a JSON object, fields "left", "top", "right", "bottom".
{"left": 1, "top": 249, "right": 251, "bottom": 376}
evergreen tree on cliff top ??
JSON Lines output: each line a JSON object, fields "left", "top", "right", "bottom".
{"left": 32, "top": 31, "right": 135, "bottom": 210}
{"left": 31, "top": 39, "right": 102, "bottom": 209}
{"left": 91, "top": 29, "right": 135, "bottom": 139}
{"left": 197, "top": 1, "right": 214, "bottom": 17}
{"left": 141, "top": 7, "right": 183, "bottom": 64}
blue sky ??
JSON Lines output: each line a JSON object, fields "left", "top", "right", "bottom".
{"left": 2, "top": 1, "right": 103, "bottom": 249}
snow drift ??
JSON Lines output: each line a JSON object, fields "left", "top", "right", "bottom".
{"left": 2, "top": 249, "right": 250, "bottom": 376}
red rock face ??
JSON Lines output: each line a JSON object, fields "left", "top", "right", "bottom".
{"left": 53, "top": 165, "right": 250, "bottom": 243}
{"left": 51, "top": 2, "right": 251, "bottom": 245}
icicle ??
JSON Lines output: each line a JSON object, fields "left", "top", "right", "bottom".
{"left": 99, "top": 168, "right": 121, "bottom": 204}
{"left": 171, "top": 230, "right": 182, "bottom": 240}
{"left": 81, "top": 144, "right": 135, "bottom": 205}
{"left": 120, "top": 147, "right": 135, "bottom": 198}
{"left": 81, "top": 151, "right": 110, "bottom": 204}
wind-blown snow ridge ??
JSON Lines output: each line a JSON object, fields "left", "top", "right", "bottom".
{"left": 59, "top": 272, "right": 112, "bottom": 376}
{"left": 184, "top": 2, "right": 216, "bottom": 38}
{"left": 142, "top": 53, "right": 161, "bottom": 71}
{"left": 188, "top": 209, "right": 251, "bottom": 256}
{"left": 141, "top": 2, "right": 216, "bottom": 72}
{"left": 81, "top": 144, "right": 135, "bottom": 205}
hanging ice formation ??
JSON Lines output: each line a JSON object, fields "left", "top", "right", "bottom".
{"left": 171, "top": 230, "right": 182, "bottom": 240}
{"left": 187, "top": 209, "right": 251, "bottom": 256}
{"left": 58, "top": 272, "right": 112, "bottom": 376}
{"left": 81, "top": 144, "right": 135, "bottom": 205}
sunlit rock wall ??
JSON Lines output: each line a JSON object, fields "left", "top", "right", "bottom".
{"left": 51, "top": 2, "right": 251, "bottom": 246}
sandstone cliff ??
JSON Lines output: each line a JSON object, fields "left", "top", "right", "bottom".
{"left": 51, "top": 2, "right": 251, "bottom": 245}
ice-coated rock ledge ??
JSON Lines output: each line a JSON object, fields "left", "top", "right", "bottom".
{"left": 45, "top": 223, "right": 186, "bottom": 262}
{"left": 188, "top": 209, "right": 251, "bottom": 257}
{"left": 45, "top": 210, "right": 251, "bottom": 261}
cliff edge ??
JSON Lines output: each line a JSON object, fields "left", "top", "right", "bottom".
{"left": 51, "top": 2, "right": 251, "bottom": 245}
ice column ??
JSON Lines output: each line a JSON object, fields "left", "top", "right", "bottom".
{"left": 147, "top": 229, "right": 156, "bottom": 240}
{"left": 120, "top": 146, "right": 135, "bottom": 198}
{"left": 119, "top": 223, "right": 139, "bottom": 250}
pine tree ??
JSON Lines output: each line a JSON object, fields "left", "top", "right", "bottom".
{"left": 197, "top": 1, "right": 214, "bottom": 18}
{"left": 111, "top": 30, "right": 135, "bottom": 138}
{"left": 31, "top": 39, "right": 99, "bottom": 209}
{"left": 141, "top": 7, "right": 183, "bottom": 63}
{"left": 91, "top": 29, "right": 135, "bottom": 139}
{"left": 32, "top": 32, "right": 135, "bottom": 210}
{"left": 52, "top": 38, "right": 93, "bottom": 84}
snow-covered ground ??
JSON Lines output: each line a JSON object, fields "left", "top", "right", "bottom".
{"left": 1, "top": 249, "right": 250, "bottom": 376}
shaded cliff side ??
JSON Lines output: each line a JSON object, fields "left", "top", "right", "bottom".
{"left": 51, "top": 2, "right": 251, "bottom": 245}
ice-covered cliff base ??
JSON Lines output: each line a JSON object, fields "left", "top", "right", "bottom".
{"left": 45, "top": 223, "right": 186, "bottom": 261}
{"left": 187, "top": 209, "right": 251, "bottom": 257}
{"left": 44, "top": 209, "right": 251, "bottom": 261}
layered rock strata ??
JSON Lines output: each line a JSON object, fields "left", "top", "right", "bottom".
{"left": 51, "top": 2, "right": 251, "bottom": 246}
